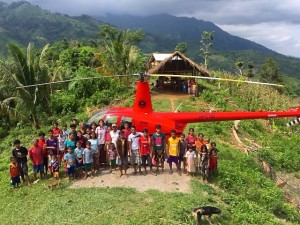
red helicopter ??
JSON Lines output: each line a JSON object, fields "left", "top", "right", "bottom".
{"left": 86, "top": 74, "right": 300, "bottom": 134}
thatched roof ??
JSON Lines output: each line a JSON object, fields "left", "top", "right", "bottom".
{"left": 147, "top": 51, "right": 210, "bottom": 77}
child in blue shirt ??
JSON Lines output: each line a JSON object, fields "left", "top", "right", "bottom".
{"left": 74, "top": 141, "right": 84, "bottom": 178}
{"left": 64, "top": 147, "right": 76, "bottom": 179}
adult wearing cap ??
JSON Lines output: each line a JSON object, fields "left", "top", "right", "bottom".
{"left": 12, "top": 139, "right": 31, "bottom": 186}
{"left": 110, "top": 124, "right": 119, "bottom": 147}
{"left": 152, "top": 124, "right": 166, "bottom": 173}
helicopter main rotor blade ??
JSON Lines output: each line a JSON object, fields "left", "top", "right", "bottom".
{"left": 15, "top": 75, "right": 131, "bottom": 89}
{"left": 148, "top": 74, "right": 284, "bottom": 87}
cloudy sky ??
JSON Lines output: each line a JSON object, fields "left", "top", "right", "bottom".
{"left": 5, "top": 0, "right": 300, "bottom": 58}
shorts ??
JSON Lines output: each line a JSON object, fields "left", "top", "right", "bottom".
{"left": 85, "top": 163, "right": 93, "bottom": 171}
{"left": 18, "top": 162, "right": 28, "bottom": 176}
{"left": 33, "top": 164, "right": 44, "bottom": 174}
{"left": 130, "top": 149, "right": 141, "bottom": 166}
{"left": 67, "top": 166, "right": 75, "bottom": 175}
{"left": 109, "top": 159, "right": 116, "bottom": 166}
{"left": 11, "top": 176, "right": 20, "bottom": 186}
{"left": 141, "top": 154, "right": 152, "bottom": 168}
{"left": 53, "top": 172, "right": 59, "bottom": 178}
{"left": 76, "top": 158, "right": 84, "bottom": 168}
{"left": 167, "top": 155, "right": 179, "bottom": 164}
{"left": 154, "top": 150, "right": 165, "bottom": 162}
{"left": 118, "top": 156, "right": 128, "bottom": 166}
{"left": 179, "top": 153, "right": 186, "bottom": 161}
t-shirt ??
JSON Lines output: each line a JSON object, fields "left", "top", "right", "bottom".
{"left": 58, "top": 136, "right": 66, "bottom": 150}
{"left": 88, "top": 139, "right": 99, "bottom": 153}
{"left": 168, "top": 137, "right": 180, "bottom": 156}
{"left": 61, "top": 129, "right": 70, "bottom": 139}
{"left": 179, "top": 140, "right": 187, "bottom": 155}
{"left": 29, "top": 145, "right": 43, "bottom": 165}
{"left": 77, "top": 136, "right": 87, "bottom": 148}
{"left": 64, "top": 139, "right": 76, "bottom": 153}
{"left": 123, "top": 128, "right": 131, "bottom": 139}
{"left": 52, "top": 128, "right": 61, "bottom": 136}
{"left": 108, "top": 148, "right": 116, "bottom": 160}
{"left": 12, "top": 147, "right": 28, "bottom": 163}
{"left": 152, "top": 133, "right": 166, "bottom": 151}
{"left": 110, "top": 130, "right": 120, "bottom": 146}
{"left": 38, "top": 139, "right": 47, "bottom": 157}
{"left": 128, "top": 132, "right": 142, "bottom": 150}
{"left": 64, "top": 153, "right": 76, "bottom": 168}
{"left": 105, "top": 132, "right": 112, "bottom": 142}
{"left": 95, "top": 126, "right": 107, "bottom": 145}
{"left": 83, "top": 148, "right": 95, "bottom": 164}
{"left": 10, "top": 163, "right": 19, "bottom": 177}
{"left": 74, "top": 147, "right": 84, "bottom": 159}
{"left": 186, "top": 135, "right": 197, "bottom": 145}
{"left": 46, "top": 137, "right": 58, "bottom": 155}
{"left": 116, "top": 138, "right": 128, "bottom": 157}
{"left": 139, "top": 136, "right": 150, "bottom": 155}
{"left": 50, "top": 159, "right": 59, "bottom": 172}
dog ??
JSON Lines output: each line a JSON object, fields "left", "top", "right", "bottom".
{"left": 47, "top": 179, "right": 61, "bottom": 188}
{"left": 192, "top": 206, "right": 221, "bottom": 224}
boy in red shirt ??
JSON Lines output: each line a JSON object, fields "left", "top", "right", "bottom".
{"left": 29, "top": 139, "right": 44, "bottom": 181}
{"left": 52, "top": 122, "right": 61, "bottom": 137}
{"left": 9, "top": 156, "right": 20, "bottom": 188}
{"left": 139, "top": 129, "right": 155, "bottom": 175}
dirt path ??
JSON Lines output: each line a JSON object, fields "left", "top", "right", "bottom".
{"left": 71, "top": 162, "right": 191, "bottom": 193}
{"left": 152, "top": 92, "right": 189, "bottom": 111}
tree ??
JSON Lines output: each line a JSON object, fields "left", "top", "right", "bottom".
{"left": 175, "top": 42, "right": 187, "bottom": 53}
{"left": 259, "top": 58, "right": 281, "bottom": 83}
{"left": 199, "top": 31, "right": 214, "bottom": 70}
{"left": 97, "top": 24, "right": 144, "bottom": 76}
{"left": 0, "top": 42, "right": 52, "bottom": 129}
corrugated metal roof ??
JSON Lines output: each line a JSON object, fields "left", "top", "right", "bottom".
{"left": 153, "top": 53, "right": 183, "bottom": 61}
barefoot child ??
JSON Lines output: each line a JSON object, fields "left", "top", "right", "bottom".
{"left": 179, "top": 133, "right": 187, "bottom": 173}
{"left": 107, "top": 143, "right": 117, "bottom": 173}
{"left": 9, "top": 157, "right": 20, "bottom": 188}
{"left": 64, "top": 147, "right": 76, "bottom": 179}
{"left": 199, "top": 145, "right": 210, "bottom": 182}
{"left": 185, "top": 147, "right": 196, "bottom": 176}
{"left": 139, "top": 129, "right": 155, "bottom": 175}
{"left": 74, "top": 141, "right": 84, "bottom": 177}
{"left": 209, "top": 142, "right": 219, "bottom": 174}
{"left": 116, "top": 131, "right": 129, "bottom": 177}
{"left": 167, "top": 130, "right": 181, "bottom": 175}
{"left": 29, "top": 139, "right": 44, "bottom": 181}
{"left": 50, "top": 155, "right": 60, "bottom": 179}
{"left": 83, "top": 141, "right": 95, "bottom": 179}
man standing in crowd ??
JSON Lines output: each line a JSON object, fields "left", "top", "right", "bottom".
{"left": 128, "top": 126, "right": 142, "bottom": 175}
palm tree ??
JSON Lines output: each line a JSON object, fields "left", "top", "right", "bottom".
{"left": 0, "top": 42, "right": 51, "bottom": 129}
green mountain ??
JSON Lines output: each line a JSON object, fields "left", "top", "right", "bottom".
{"left": 0, "top": 1, "right": 101, "bottom": 55}
{"left": 98, "top": 14, "right": 300, "bottom": 79}
{"left": 0, "top": 1, "right": 300, "bottom": 80}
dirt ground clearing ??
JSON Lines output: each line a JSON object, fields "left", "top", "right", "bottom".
{"left": 70, "top": 163, "right": 191, "bottom": 193}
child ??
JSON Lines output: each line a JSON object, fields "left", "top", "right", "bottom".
{"left": 107, "top": 143, "right": 117, "bottom": 173}
{"left": 9, "top": 157, "right": 20, "bottom": 188}
{"left": 64, "top": 147, "right": 76, "bottom": 179}
{"left": 74, "top": 141, "right": 84, "bottom": 177}
{"left": 57, "top": 130, "right": 66, "bottom": 166}
{"left": 83, "top": 141, "right": 95, "bottom": 179}
{"left": 206, "top": 138, "right": 211, "bottom": 153}
{"left": 52, "top": 122, "right": 61, "bottom": 137}
{"left": 167, "top": 130, "right": 181, "bottom": 175}
{"left": 29, "top": 139, "right": 44, "bottom": 181}
{"left": 209, "top": 142, "right": 219, "bottom": 174}
{"left": 50, "top": 155, "right": 60, "bottom": 179}
{"left": 116, "top": 131, "right": 128, "bottom": 177}
{"left": 179, "top": 133, "right": 187, "bottom": 173}
{"left": 185, "top": 148, "right": 196, "bottom": 176}
{"left": 88, "top": 131, "right": 99, "bottom": 172}
{"left": 198, "top": 144, "right": 210, "bottom": 182}
{"left": 139, "top": 129, "right": 154, "bottom": 175}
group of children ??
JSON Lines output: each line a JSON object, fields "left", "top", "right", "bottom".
{"left": 9, "top": 119, "right": 219, "bottom": 188}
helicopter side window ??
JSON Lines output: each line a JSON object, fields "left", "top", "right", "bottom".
{"left": 104, "top": 115, "right": 118, "bottom": 127}
{"left": 86, "top": 109, "right": 108, "bottom": 125}
{"left": 119, "top": 117, "right": 133, "bottom": 130}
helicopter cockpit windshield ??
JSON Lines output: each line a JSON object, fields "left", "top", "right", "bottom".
{"left": 86, "top": 109, "right": 108, "bottom": 125}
